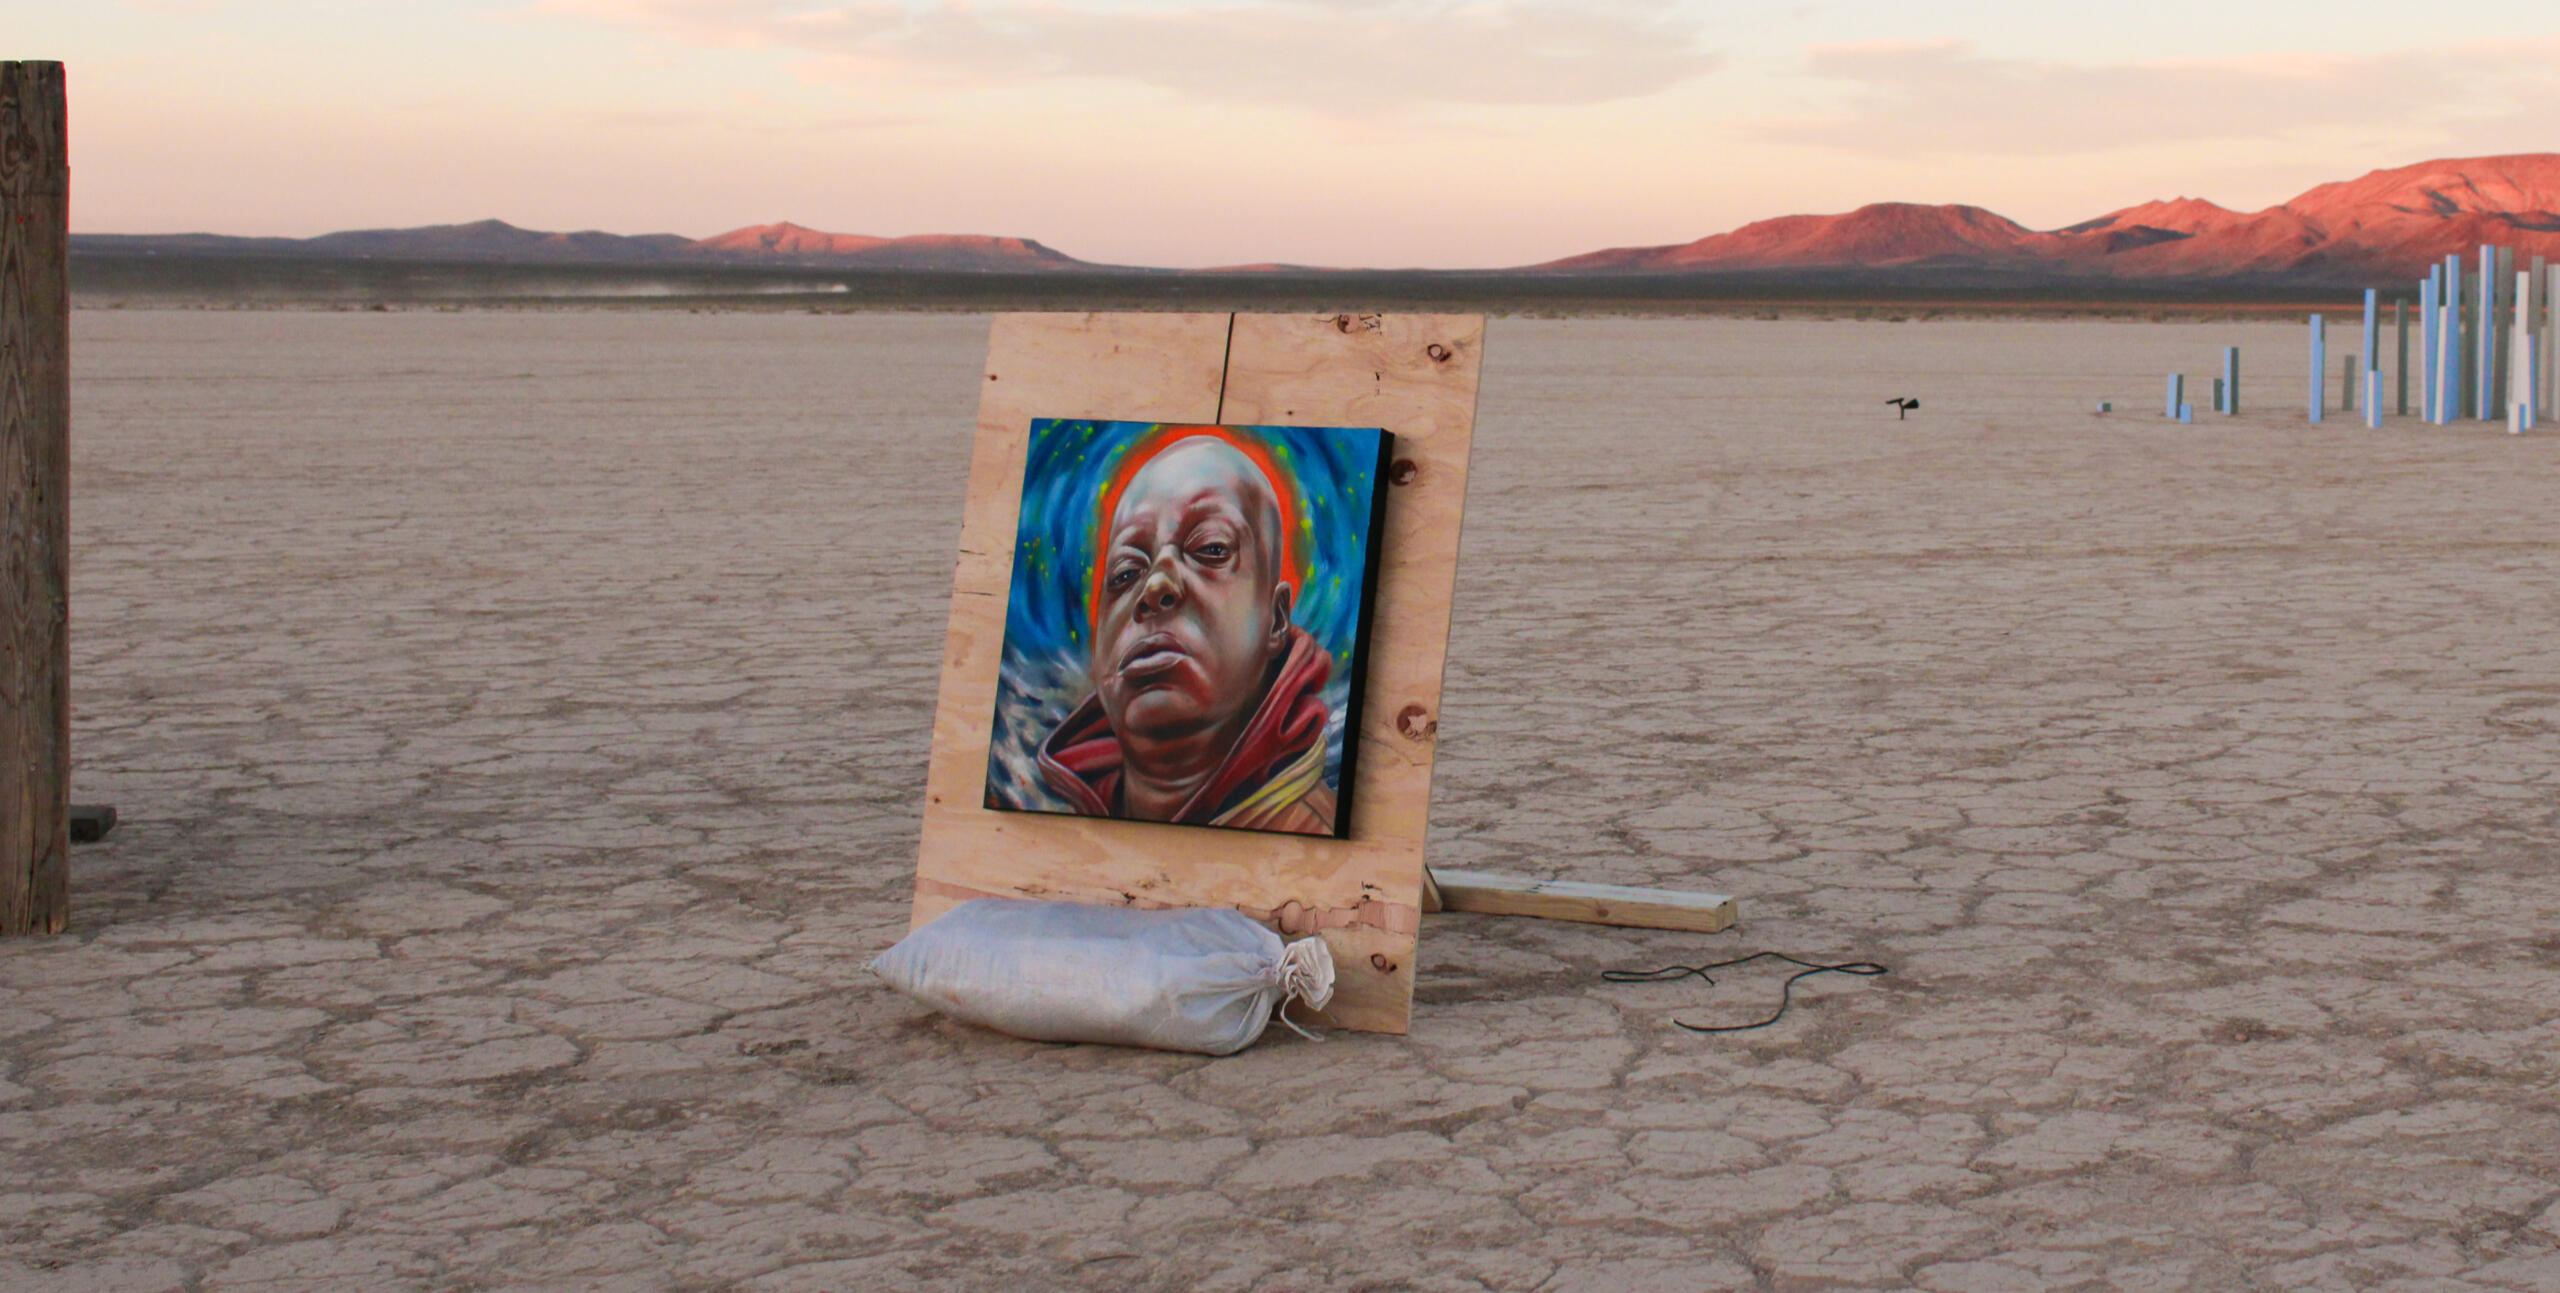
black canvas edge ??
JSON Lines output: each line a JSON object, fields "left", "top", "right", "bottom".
{"left": 1327, "top": 427, "right": 1396, "bottom": 840}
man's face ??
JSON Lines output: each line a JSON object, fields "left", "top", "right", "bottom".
{"left": 1091, "top": 438, "right": 1291, "bottom": 754}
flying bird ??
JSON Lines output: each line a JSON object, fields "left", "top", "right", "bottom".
{"left": 1885, "top": 397, "right": 1920, "bottom": 420}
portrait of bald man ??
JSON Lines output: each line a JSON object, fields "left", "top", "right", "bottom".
{"left": 987, "top": 422, "right": 1392, "bottom": 839}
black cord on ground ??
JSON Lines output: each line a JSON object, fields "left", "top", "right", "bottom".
{"left": 1603, "top": 951, "right": 1889, "bottom": 1032}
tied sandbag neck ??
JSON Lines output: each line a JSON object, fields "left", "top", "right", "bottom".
{"left": 1272, "top": 936, "right": 1336, "bottom": 1041}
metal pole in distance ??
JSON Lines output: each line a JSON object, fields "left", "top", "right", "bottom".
{"left": 2222, "top": 346, "right": 2239, "bottom": 414}
{"left": 2541, "top": 261, "right": 2556, "bottom": 420}
{"left": 2516, "top": 267, "right": 2535, "bottom": 433}
{"left": 2, "top": 61, "right": 70, "bottom": 937}
{"left": 2165, "top": 373, "right": 2181, "bottom": 419}
{"left": 2531, "top": 334, "right": 2543, "bottom": 433}
{"left": 2532, "top": 255, "right": 2547, "bottom": 417}
{"left": 2395, "top": 296, "right": 2409, "bottom": 416}
{"left": 2545, "top": 262, "right": 2558, "bottom": 416}
{"left": 2494, "top": 246, "right": 2515, "bottom": 417}
{"left": 2435, "top": 266, "right": 2453, "bottom": 424}
{"left": 2535, "top": 255, "right": 2549, "bottom": 409}
{"left": 2421, "top": 275, "right": 2438, "bottom": 423}
{"left": 2340, "top": 353, "right": 2356, "bottom": 412}
{"left": 2545, "top": 263, "right": 2558, "bottom": 418}
{"left": 2477, "top": 244, "right": 2495, "bottom": 420}
{"left": 2446, "top": 254, "right": 2465, "bottom": 422}
{"left": 2308, "top": 314, "right": 2325, "bottom": 423}
{"left": 2427, "top": 266, "right": 2441, "bottom": 422}
{"left": 2362, "top": 288, "right": 2379, "bottom": 390}
{"left": 2366, "top": 370, "right": 2382, "bottom": 430}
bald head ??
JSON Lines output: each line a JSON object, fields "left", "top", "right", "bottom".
{"left": 1108, "top": 438, "right": 1284, "bottom": 588}
{"left": 1088, "top": 436, "right": 1297, "bottom": 783}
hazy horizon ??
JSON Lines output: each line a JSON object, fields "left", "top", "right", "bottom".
{"left": 16, "top": 1, "right": 2560, "bottom": 268}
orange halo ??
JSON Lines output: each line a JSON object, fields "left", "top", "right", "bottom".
{"left": 1088, "top": 425, "right": 1301, "bottom": 630}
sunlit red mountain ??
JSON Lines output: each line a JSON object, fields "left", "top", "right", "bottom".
{"left": 1536, "top": 154, "right": 2560, "bottom": 283}
{"left": 69, "top": 154, "right": 2560, "bottom": 286}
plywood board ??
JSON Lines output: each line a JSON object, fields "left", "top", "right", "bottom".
{"left": 911, "top": 311, "right": 1484, "bottom": 1034}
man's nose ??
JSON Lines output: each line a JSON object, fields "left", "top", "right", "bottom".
{"left": 1138, "top": 565, "right": 1181, "bottom": 615}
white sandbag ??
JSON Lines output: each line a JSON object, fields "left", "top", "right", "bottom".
{"left": 869, "top": 898, "right": 1335, "bottom": 1056}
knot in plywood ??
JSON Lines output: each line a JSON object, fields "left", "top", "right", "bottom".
{"left": 1395, "top": 704, "right": 1437, "bottom": 742}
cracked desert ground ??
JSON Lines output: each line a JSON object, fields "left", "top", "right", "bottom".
{"left": 7, "top": 311, "right": 2560, "bottom": 1292}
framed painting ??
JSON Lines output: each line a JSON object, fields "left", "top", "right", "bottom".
{"left": 984, "top": 420, "right": 1394, "bottom": 839}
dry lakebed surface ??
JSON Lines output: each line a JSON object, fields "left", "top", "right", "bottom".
{"left": 3, "top": 310, "right": 2558, "bottom": 1291}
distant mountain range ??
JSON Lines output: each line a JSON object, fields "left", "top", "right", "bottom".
{"left": 71, "top": 154, "right": 2560, "bottom": 288}
{"left": 73, "top": 219, "right": 1088, "bottom": 274}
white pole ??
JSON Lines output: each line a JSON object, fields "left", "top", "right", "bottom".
{"left": 2442, "top": 265, "right": 2462, "bottom": 424}
{"left": 2517, "top": 268, "right": 2536, "bottom": 433}
{"left": 2309, "top": 315, "right": 2325, "bottom": 423}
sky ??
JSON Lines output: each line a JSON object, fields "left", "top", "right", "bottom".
{"left": 13, "top": 0, "right": 2560, "bottom": 267}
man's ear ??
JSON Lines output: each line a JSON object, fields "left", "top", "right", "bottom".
{"left": 1269, "top": 583, "right": 1295, "bottom": 645}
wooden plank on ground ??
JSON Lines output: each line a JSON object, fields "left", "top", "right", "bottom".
{"left": 910, "top": 311, "right": 1484, "bottom": 1035}
{"left": 2, "top": 61, "right": 70, "bottom": 937}
{"left": 1430, "top": 869, "right": 1738, "bottom": 934}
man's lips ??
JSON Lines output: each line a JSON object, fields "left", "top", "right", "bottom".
{"left": 1116, "top": 633, "right": 1193, "bottom": 680}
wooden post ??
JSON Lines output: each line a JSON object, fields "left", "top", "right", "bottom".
{"left": 2, "top": 61, "right": 70, "bottom": 936}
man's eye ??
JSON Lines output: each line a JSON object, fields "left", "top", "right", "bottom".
{"left": 1192, "top": 542, "right": 1231, "bottom": 563}
{"left": 1107, "top": 566, "right": 1142, "bottom": 592}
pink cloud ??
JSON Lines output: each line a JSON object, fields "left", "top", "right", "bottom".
{"left": 533, "top": 0, "right": 1722, "bottom": 112}
{"left": 1763, "top": 39, "right": 2559, "bottom": 157}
